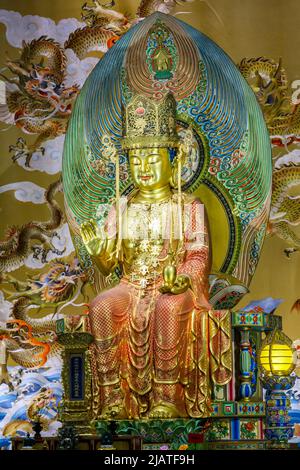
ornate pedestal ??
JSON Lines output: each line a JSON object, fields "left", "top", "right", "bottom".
{"left": 56, "top": 310, "right": 295, "bottom": 450}
{"left": 204, "top": 311, "right": 277, "bottom": 449}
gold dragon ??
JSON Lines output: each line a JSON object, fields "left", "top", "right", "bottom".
{"left": 0, "top": 179, "right": 64, "bottom": 274}
{"left": 238, "top": 57, "right": 300, "bottom": 250}
{"left": 2, "top": 38, "right": 79, "bottom": 167}
{"left": 0, "top": 259, "right": 88, "bottom": 388}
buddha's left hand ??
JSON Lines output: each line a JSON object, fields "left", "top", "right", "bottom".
{"left": 159, "top": 265, "right": 191, "bottom": 295}
{"left": 159, "top": 274, "right": 191, "bottom": 295}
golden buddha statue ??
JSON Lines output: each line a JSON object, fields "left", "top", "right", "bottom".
{"left": 80, "top": 93, "right": 220, "bottom": 420}
{"left": 60, "top": 12, "right": 273, "bottom": 425}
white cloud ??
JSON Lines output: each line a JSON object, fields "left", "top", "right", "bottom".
{"left": 64, "top": 49, "right": 99, "bottom": 88}
{"left": 0, "top": 181, "right": 45, "bottom": 203}
{"left": 0, "top": 10, "right": 84, "bottom": 47}
{"left": 0, "top": 83, "right": 17, "bottom": 125}
{"left": 0, "top": 291, "right": 13, "bottom": 322}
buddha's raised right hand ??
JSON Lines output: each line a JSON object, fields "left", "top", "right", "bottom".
{"left": 80, "top": 220, "right": 106, "bottom": 257}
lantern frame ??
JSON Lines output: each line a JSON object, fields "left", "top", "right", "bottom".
{"left": 258, "top": 328, "right": 296, "bottom": 377}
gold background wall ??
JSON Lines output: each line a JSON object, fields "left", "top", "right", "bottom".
{"left": 0, "top": 0, "right": 299, "bottom": 339}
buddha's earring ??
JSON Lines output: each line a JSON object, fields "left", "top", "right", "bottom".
{"left": 170, "top": 157, "right": 179, "bottom": 188}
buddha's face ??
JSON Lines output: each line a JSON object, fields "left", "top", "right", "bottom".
{"left": 128, "top": 147, "right": 172, "bottom": 191}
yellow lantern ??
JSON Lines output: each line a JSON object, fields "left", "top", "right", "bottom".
{"left": 259, "top": 328, "right": 295, "bottom": 377}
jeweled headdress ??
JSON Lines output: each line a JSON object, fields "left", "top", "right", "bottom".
{"left": 122, "top": 92, "right": 179, "bottom": 150}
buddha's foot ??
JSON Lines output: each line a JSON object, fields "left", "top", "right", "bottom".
{"left": 100, "top": 402, "right": 128, "bottom": 420}
{"left": 148, "top": 402, "right": 186, "bottom": 419}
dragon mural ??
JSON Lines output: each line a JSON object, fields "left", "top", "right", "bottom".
{"left": 0, "top": 1, "right": 201, "bottom": 384}
{"left": 0, "top": 367, "right": 63, "bottom": 441}
{"left": 0, "top": 0, "right": 299, "bottom": 436}
{"left": 0, "top": 259, "right": 88, "bottom": 388}
{"left": 0, "top": 179, "right": 64, "bottom": 274}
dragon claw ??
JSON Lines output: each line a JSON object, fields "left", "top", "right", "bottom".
{"left": 9, "top": 137, "right": 45, "bottom": 167}
{"left": 52, "top": 248, "right": 66, "bottom": 257}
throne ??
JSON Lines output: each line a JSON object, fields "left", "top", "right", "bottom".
{"left": 59, "top": 13, "right": 275, "bottom": 449}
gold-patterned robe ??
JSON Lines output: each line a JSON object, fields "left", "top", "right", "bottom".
{"left": 87, "top": 194, "right": 232, "bottom": 419}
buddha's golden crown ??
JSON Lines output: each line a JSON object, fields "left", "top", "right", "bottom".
{"left": 122, "top": 92, "right": 179, "bottom": 150}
